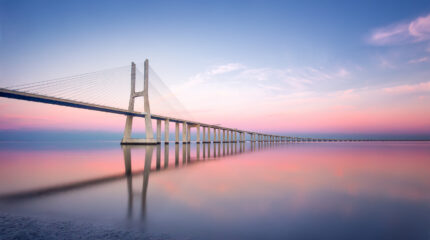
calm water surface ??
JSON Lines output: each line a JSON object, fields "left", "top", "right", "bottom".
{"left": 0, "top": 141, "right": 429, "bottom": 239}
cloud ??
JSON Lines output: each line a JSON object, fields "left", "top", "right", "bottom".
{"left": 368, "top": 13, "right": 430, "bottom": 45}
{"left": 209, "top": 63, "right": 245, "bottom": 75}
{"left": 408, "top": 57, "right": 429, "bottom": 64}
{"left": 409, "top": 14, "right": 430, "bottom": 41}
{"left": 184, "top": 63, "right": 351, "bottom": 91}
{"left": 336, "top": 68, "right": 350, "bottom": 77}
{"left": 383, "top": 81, "right": 430, "bottom": 94}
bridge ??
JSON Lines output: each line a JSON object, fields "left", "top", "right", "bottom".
{"left": 0, "top": 59, "right": 357, "bottom": 143}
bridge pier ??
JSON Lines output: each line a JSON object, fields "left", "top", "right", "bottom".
{"left": 214, "top": 128, "right": 219, "bottom": 143}
{"left": 121, "top": 60, "right": 157, "bottom": 145}
{"left": 203, "top": 127, "right": 210, "bottom": 143}
{"left": 157, "top": 120, "right": 161, "bottom": 143}
{"left": 240, "top": 132, "right": 245, "bottom": 142}
{"left": 187, "top": 125, "right": 191, "bottom": 143}
{"left": 175, "top": 122, "right": 180, "bottom": 144}
{"left": 223, "top": 129, "right": 226, "bottom": 143}
{"left": 196, "top": 125, "right": 201, "bottom": 143}
{"left": 164, "top": 120, "right": 169, "bottom": 144}
{"left": 182, "top": 122, "right": 187, "bottom": 144}
{"left": 202, "top": 127, "right": 206, "bottom": 143}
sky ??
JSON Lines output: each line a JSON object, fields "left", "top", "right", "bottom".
{"left": 1, "top": 0, "right": 430, "bottom": 139}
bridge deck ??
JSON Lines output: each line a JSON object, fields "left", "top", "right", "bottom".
{"left": 0, "top": 88, "right": 262, "bottom": 135}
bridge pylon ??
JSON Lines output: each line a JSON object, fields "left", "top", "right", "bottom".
{"left": 121, "top": 59, "right": 158, "bottom": 145}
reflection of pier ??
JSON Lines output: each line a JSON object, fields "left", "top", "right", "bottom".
{"left": 0, "top": 142, "right": 273, "bottom": 204}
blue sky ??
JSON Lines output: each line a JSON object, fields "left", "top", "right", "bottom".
{"left": 2, "top": 0, "right": 429, "bottom": 81}
{"left": 1, "top": 0, "right": 430, "bottom": 138}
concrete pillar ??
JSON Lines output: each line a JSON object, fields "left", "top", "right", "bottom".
{"left": 157, "top": 120, "right": 161, "bottom": 143}
{"left": 217, "top": 129, "right": 221, "bottom": 142}
{"left": 202, "top": 127, "right": 206, "bottom": 143}
{"left": 213, "top": 128, "right": 217, "bottom": 143}
{"left": 227, "top": 131, "right": 230, "bottom": 142}
{"left": 182, "top": 122, "right": 187, "bottom": 143}
{"left": 143, "top": 60, "right": 155, "bottom": 142}
{"left": 207, "top": 127, "right": 211, "bottom": 143}
{"left": 164, "top": 119, "right": 169, "bottom": 144}
{"left": 187, "top": 125, "right": 191, "bottom": 143}
{"left": 196, "top": 125, "right": 200, "bottom": 143}
{"left": 223, "top": 129, "right": 226, "bottom": 142}
{"left": 175, "top": 122, "right": 179, "bottom": 144}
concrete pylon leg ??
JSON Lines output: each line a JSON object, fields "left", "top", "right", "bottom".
{"left": 121, "top": 60, "right": 157, "bottom": 145}
{"left": 187, "top": 125, "right": 191, "bottom": 143}
{"left": 202, "top": 127, "right": 206, "bottom": 143}
{"left": 175, "top": 122, "right": 179, "bottom": 144}
{"left": 213, "top": 128, "right": 217, "bottom": 143}
{"left": 156, "top": 120, "right": 161, "bottom": 143}
{"left": 223, "top": 130, "right": 226, "bottom": 143}
{"left": 182, "top": 122, "right": 187, "bottom": 144}
{"left": 196, "top": 125, "right": 200, "bottom": 143}
{"left": 164, "top": 120, "right": 169, "bottom": 144}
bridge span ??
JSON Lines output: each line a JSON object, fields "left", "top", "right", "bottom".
{"left": 0, "top": 60, "right": 357, "bottom": 143}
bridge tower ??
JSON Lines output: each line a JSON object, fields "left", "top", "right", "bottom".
{"left": 121, "top": 59, "right": 158, "bottom": 145}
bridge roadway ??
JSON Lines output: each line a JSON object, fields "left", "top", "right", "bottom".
{"left": 0, "top": 88, "right": 344, "bottom": 142}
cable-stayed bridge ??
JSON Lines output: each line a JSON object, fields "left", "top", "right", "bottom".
{"left": 0, "top": 60, "right": 357, "bottom": 143}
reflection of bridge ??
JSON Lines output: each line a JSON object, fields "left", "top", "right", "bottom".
{"left": 0, "top": 60, "right": 358, "bottom": 143}
{"left": 0, "top": 142, "right": 277, "bottom": 219}
{"left": 0, "top": 142, "right": 269, "bottom": 201}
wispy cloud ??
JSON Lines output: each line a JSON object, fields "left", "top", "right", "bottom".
{"left": 408, "top": 57, "right": 429, "bottom": 64}
{"left": 170, "top": 62, "right": 353, "bottom": 125}
{"left": 184, "top": 63, "right": 352, "bottom": 92}
{"left": 368, "top": 13, "right": 430, "bottom": 45}
{"left": 209, "top": 63, "right": 245, "bottom": 75}
{"left": 383, "top": 81, "right": 430, "bottom": 94}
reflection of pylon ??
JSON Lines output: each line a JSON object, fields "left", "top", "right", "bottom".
{"left": 121, "top": 59, "right": 158, "bottom": 145}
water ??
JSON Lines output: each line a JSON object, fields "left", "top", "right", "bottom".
{"left": 0, "top": 141, "right": 429, "bottom": 239}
